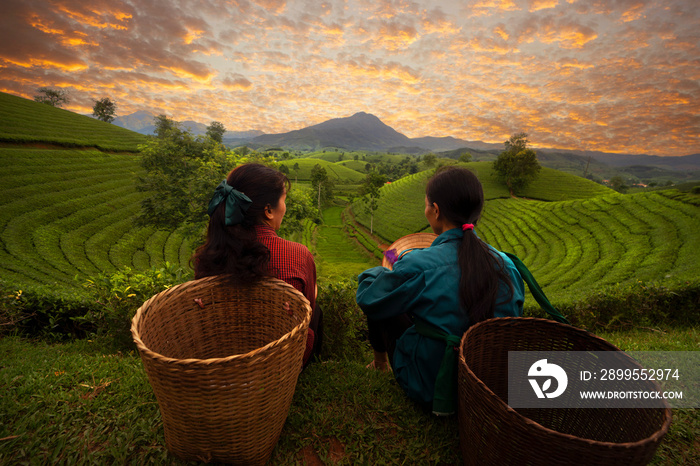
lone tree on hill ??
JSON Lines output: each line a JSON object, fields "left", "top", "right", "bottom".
{"left": 206, "top": 121, "right": 226, "bottom": 143}
{"left": 360, "top": 170, "right": 387, "bottom": 234}
{"left": 493, "top": 132, "right": 541, "bottom": 196}
{"left": 92, "top": 98, "right": 117, "bottom": 123}
{"left": 609, "top": 175, "right": 628, "bottom": 193}
{"left": 34, "top": 87, "right": 69, "bottom": 107}
{"left": 310, "top": 164, "right": 334, "bottom": 215}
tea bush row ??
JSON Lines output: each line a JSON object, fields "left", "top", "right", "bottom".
{"left": 478, "top": 192, "right": 700, "bottom": 305}
{"left": 0, "top": 149, "right": 193, "bottom": 292}
{"left": 0, "top": 92, "right": 146, "bottom": 152}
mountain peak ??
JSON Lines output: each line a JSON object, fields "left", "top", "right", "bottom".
{"left": 252, "top": 112, "right": 410, "bottom": 151}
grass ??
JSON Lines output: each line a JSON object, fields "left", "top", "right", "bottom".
{"left": 311, "top": 206, "right": 378, "bottom": 282}
{"left": 1, "top": 325, "right": 697, "bottom": 464}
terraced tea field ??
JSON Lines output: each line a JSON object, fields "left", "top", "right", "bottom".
{"left": 351, "top": 162, "right": 614, "bottom": 243}
{"left": 0, "top": 148, "right": 193, "bottom": 291}
{"left": 277, "top": 158, "right": 365, "bottom": 183}
{"left": 351, "top": 165, "right": 700, "bottom": 304}
{"left": 478, "top": 191, "right": 700, "bottom": 302}
{"left": 0, "top": 92, "right": 146, "bottom": 151}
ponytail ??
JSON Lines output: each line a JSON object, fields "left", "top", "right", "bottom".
{"left": 457, "top": 228, "right": 513, "bottom": 323}
{"left": 426, "top": 167, "right": 513, "bottom": 323}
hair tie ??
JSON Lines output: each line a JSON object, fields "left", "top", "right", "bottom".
{"left": 207, "top": 180, "right": 252, "bottom": 226}
{"left": 462, "top": 223, "right": 474, "bottom": 231}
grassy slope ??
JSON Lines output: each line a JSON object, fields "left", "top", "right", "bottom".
{"left": 313, "top": 206, "right": 378, "bottom": 282}
{"left": 0, "top": 92, "right": 146, "bottom": 151}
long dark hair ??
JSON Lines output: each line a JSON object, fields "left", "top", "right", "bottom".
{"left": 192, "top": 163, "right": 290, "bottom": 281}
{"left": 425, "top": 166, "right": 514, "bottom": 323}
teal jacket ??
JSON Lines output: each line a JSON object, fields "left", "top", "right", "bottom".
{"left": 356, "top": 227, "right": 525, "bottom": 405}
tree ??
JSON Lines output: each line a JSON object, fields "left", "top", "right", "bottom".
{"left": 92, "top": 98, "right": 117, "bottom": 123}
{"left": 206, "top": 121, "right": 226, "bottom": 143}
{"left": 459, "top": 152, "right": 472, "bottom": 163}
{"left": 493, "top": 132, "right": 541, "bottom": 196}
{"left": 278, "top": 186, "right": 320, "bottom": 238}
{"left": 360, "top": 170, "right": 387, "bottom": 234}
{"left": 423, "top": 153, "right": 437, "bottom": 167}
{"left": 136, "top": 124, "right": 239, "bottom": 234}
{"left": 153, "top": 114, "right": 178, "bottom": 138}
{"left": 34, "top": 87, "right": 69, "bottom": 107}
{"left": 609, "top": 175, "right": 628, "bottom": 193}
{"left": 310, "top": 164, "right": 334, "bottom": 214}
{"left": 292, "top": 162, "right": 300, "bottom": 183}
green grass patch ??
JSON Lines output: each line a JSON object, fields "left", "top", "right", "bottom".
{"left": 314, "top": 207, "right": 377, "bottom": 282}
{"left": 1, "top": 325, "right": 696, "bottom": 464}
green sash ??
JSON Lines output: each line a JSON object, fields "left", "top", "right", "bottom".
{"left": 414, "top": 252, "right": 569, "bottom": 415}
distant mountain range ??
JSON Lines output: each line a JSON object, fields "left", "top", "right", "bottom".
{"left": 112, "top": 110, "right": 264, "bottom": 140}
{"left": 113, "top": 110, "right": 700, "bottom": 179}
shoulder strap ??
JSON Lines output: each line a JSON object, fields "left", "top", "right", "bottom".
{"left": 504, "top": 252, "right": 570, "bottom": 325}
{"left": 413, "top": 318, "right": 460, "bottom": 415}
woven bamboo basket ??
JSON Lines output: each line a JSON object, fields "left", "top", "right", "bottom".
{"left": 382, "top": 232, "right": 438, "bottom": 269}
{"left": 457, "top": 317, "right": 671, "bottom": 465}
{"left": 131, "top": 276, "right": 311, "bottom": 465}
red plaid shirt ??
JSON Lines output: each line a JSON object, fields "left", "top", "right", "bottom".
{"left": 254, "top": 224, "right": 317, "bottom": 310}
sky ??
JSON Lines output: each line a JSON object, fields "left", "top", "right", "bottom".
{"left": 0, "top": 0, "right": 698, "bottom": 156}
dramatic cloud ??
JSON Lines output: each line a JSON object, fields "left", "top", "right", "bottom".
{"left": 0, "top": 0, "right": 697, "bottom": 156}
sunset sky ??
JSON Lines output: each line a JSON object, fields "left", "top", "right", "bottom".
{"left": 0, "top": 0, "right": 698, "bottom": 156}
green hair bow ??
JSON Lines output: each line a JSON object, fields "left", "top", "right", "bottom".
{"left": 207, "top": 180, "right": 252, "bottom": 226}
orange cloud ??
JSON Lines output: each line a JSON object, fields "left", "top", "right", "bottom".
{"left": 537, "top": 22, "right": 597, "bottom": 48}
{"left": 469, "top": 0, "right": 520, "bottom": 17}
{"left": 528, "top": 0, "right": 559, "bottom": 12}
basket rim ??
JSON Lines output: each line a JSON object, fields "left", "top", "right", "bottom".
{"left": 382, "top": 232, "right": 438, "bottom": 268}
{"left": 130, "top": 276, "right": 312, "bottom": 367}
{"left": 459, "top": 316, "right": 673, "bottom": 448}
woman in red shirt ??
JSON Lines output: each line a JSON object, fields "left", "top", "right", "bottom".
{"left": 192, "top": 163, "right": 321, "bottom": 366}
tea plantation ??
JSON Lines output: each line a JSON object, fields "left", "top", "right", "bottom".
{"left": 351, "top": 162, "right": 700, "bottom": 308}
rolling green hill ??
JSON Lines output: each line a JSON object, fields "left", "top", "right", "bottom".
{"left": 0, "top": 92, "right": 147, "bottom": 152}
{"left": 0, "top": 96, "right": 188, "bottom": 293}
{"left": 351, "top": 162, "right": 614, "bottom": 241}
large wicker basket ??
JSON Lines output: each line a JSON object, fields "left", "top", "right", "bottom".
{"left": 382, "top": 232, "right": 437, "bottom": 269}
{"left": 458, "top": 317, "right": 671, "bottom": 465}
{"left": 131, "top": 276, "right": 311, "bottom": 465}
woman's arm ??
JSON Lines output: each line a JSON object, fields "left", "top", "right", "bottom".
{"left": 356, "top": 265, "right": 424, "bottom": 321}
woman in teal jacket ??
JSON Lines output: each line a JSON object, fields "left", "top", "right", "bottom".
{"left": 356, "top": 166, "right": 524, "bottom": 413}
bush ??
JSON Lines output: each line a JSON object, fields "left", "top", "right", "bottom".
{"left": 540, "top": 279, "right": 700, "bottom": 331}
{"left": 78, "top": 263, "right": 192, "bottom": 351}
{"left": 317, "top": 278, "right": 370, "bottom": 363}
{"left": 0, "top": 281, "right": 95, "bottom": 340}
